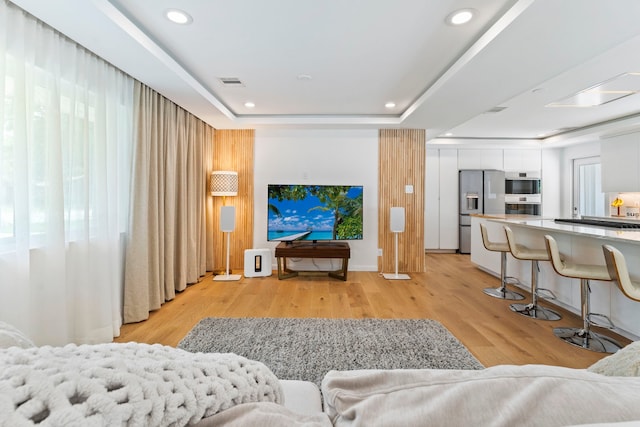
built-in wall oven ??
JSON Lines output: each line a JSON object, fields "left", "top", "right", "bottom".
{"left": 505, "top": 171, "right": 542, "bottom": 215}
{"left": 505, "top": 194, "right": 541, "bottom": 215}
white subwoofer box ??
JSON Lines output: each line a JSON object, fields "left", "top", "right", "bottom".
{"left": 244, "top": 249, "right": 272, "bottom": 278}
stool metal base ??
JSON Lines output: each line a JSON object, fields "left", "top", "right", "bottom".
{"left": 483, "top": 275, "right": 525, "bottom": 301}
{"left": 483, "top": 287, "right": 525, "bottom": 300}
{"left": 553, "top": 327, "right": 621, "bottom": 353}
{"left": 509, "top": 303, "right": 562, "bottom": 321}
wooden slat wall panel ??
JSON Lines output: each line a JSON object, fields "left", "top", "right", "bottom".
{"left": 378, "top": 129, "right": 425, "bottom": 273}
{"left": 213, "top": 129, "right": 254, "bottom": 272}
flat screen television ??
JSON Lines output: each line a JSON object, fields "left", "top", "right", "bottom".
{"left": 267, "top": 184, "right": 363, "bottom": 242}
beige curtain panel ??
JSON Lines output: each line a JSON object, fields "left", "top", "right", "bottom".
{"left": 123, "top": 82, "right": 215, "bottom": 323}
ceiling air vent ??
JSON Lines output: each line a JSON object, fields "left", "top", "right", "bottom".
{"left": 484, "top": 106, "right": 507, "bottom": 114}
{"left": 218, "top": 77, "right": 244, "bottom": 87}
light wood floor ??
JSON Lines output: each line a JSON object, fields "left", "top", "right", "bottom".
{"left": 115, "top": 253, "right": 631, "bottom": 369}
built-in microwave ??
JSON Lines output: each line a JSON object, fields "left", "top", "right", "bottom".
{"left": 505, "top": 171, "right": 541, "bottom": 195}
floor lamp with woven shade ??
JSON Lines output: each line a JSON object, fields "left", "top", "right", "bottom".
{"left": 211, "top": 171, "right": 242, "bottom": 281}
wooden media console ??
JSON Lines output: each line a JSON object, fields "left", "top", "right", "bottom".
{"left": 274, "top": 241, "right": 350, "bottom": 281}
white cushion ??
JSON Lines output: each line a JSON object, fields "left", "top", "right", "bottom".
{"left": 280, "top": 379, "right": 323, "bottom": 415}
{"left": 588, "top": 340, "right": 640, "bottom": 376}
{"left": 0, "top": 321, "right": 35, "bottom": 349}
{"left": 193, "top": 380, "right": 326, "bottom": 426}
{"left": 193, "top": 402, "right": 332, "bottom": 427}
{"left": 322, "top": 365, "right": 640, "bottom": 427}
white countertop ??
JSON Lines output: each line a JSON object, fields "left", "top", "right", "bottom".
{"left": 471, "top": 213, "right": 544, "bottom": 221}
{"left": 488, "top": 217, "right": 640, "bottom": 244}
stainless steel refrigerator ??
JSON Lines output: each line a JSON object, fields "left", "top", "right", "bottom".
{"left": 459, "top": 170, "right": 505, "bottom": 254}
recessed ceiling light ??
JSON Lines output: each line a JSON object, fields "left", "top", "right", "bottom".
{"left": 244, "top": 102, "right": 255, "bottom": 108}
{"left": 385, "top": 102, "right": 396, "bottom": 109}
{"left": 446, "top": 9, "right": 474, "bottom": 25}
{"left": 444, "top": 132, "right": 453, "bottom": 137}
{"left": 166, "top": 9, "right": 192, "bottom": 24}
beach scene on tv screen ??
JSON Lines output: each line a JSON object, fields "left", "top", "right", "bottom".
{"left": 268, "top": 185, "right": 363, "bottom": 241}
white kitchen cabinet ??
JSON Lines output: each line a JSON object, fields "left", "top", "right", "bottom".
{"left": 503, "top": 149, "right": 541, "bottom": 172}
{"left": 601, "top": 132, "right": 640, "bottom": 193}
{"left": 425, "top": 148, "right": 458, "bottom": 250}
{"left": 439, "top": 149, "right": 459, "bottom": 249}
{"left": 425, "top": 149, "right": 440, "bottom": 249}
{"left": 457, "top": 149, "right": 479, "bottom": 169}
{"left": 457, "top": 149, "right": 503, "bottom": 170}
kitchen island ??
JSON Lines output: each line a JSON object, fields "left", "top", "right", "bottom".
{"left": 470, "top": 214, "right": 640, "bottom": 339}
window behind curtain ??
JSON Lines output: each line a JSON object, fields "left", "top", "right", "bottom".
{"left": 0, "top": 0, "right": 134, "bottom": 344}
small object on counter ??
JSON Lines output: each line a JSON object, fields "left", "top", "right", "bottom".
{"left": 611, "top": 197, "right": 624, "bottom": 216}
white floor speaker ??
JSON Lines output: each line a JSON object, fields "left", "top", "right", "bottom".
{"left": 220, "top": 205, "right": 236, "bottom": 232}
{"left": 390, "top": 206, "right": 405, "bottom": 232}
{"left": 214, "top": 205, "right": 242, "bottom": 281}
{"left": 244, "top": 249, "right": 272, "bottom": 278}
{"left": 383, "top": 206, "right": 410, "bottom": 280}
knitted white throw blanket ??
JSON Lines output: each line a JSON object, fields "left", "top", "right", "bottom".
{"left": 0, "top": 342, "right": 283, "bottom": 426}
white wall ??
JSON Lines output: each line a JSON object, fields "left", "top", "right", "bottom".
{"left": 541, "top": 147, "right": 561, "bottom": 217}
{"left": 254, "top": 128, "right": 379, "bottom": 271}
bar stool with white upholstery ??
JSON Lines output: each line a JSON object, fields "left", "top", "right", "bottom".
{"left": 602, "top": 244, "right": 640, "bottom": 302}
{"left": 479, "top": 223, "right": 524, "bottom": 300}
{"left": 504, "top": 225, "right": 562, "bottom": 320}
{"left": 544, "top": 235, "right": 619, "bottom": 353}
{"left": 603, "top": 243, "right": 640, "bottom": 310}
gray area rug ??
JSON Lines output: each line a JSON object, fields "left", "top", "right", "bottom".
{"left": 178, "top": 317, "right": 483, "bottom": 387}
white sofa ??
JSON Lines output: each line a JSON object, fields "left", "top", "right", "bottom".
{"left": 3, "top": 321, "right": 640, "bottom": 427}
{"left": 198, "top": 341, "right": 640, "bottom": 427}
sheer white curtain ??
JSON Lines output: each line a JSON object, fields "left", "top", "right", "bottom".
{"left": 123, "top": 83, "right": 214, "bottom": 323}
{"left": 0, "top": 1, "right": 134, "bottom": 344}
